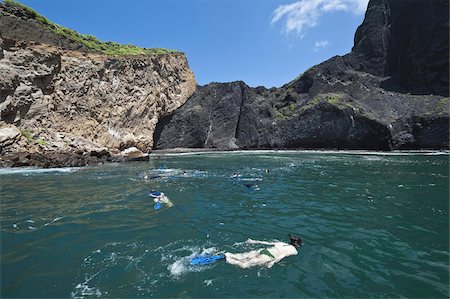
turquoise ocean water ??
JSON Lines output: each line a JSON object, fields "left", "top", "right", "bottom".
{"left": 1, "top": 151, "right": 449, "bottom": 298}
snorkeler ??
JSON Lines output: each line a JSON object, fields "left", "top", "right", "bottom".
{"left": 231, "top": 172, "right": 242, "bottom": 178}
{"left": 224, "top": 235, "right": 302, "bottom": 268}
{"left": 190, "top": 234, "right": 303, "bottom": 268}
{"left": 151, "top": 190, "right": 174, "bottom": 209}
{"left": 242, "top": 182, "right": 260, "bottom": 191}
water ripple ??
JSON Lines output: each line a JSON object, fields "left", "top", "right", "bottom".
{"left": 1, "top": 153, "right": 448, "bottom": 298}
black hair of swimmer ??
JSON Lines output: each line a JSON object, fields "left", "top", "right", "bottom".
{"left": 289, "top": 233, "right": 303, "bottom": 247}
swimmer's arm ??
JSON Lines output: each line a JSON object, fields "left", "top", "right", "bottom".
{"left": 246, "top": 238, "right": 277, "bottom": 245}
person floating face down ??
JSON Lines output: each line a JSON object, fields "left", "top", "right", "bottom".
{"left": 224, "top": 234, "right": 303, "bottom": 269}
{"left": 150, "top": 190, "right": 174, "bottom": 208}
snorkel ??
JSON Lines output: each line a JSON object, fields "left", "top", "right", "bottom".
{"left": 289, "top": 233, "right": 303, "bottom": 248}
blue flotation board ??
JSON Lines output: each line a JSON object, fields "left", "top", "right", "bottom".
{"left": 154, "top": 202, "right": 162, "bottom": 210}
{"left": 190, "top": 254, "right": 225, "bottom": 266}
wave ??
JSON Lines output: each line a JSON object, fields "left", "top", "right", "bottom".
{"left": 166, "top": 245, "right": 219, "bottom": 278}
{"left": 0, "top": 167, "right": 80, "bottom": 175}
{"left": 151, "top": 149, "right": 450, "bottom": 157}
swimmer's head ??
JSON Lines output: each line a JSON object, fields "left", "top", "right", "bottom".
{"left": 289, "top": 234, "right": 303, "bottom": 248}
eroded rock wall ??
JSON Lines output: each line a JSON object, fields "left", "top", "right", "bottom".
{"left": 0, "top": 39, "right": 196, "bottom": 167}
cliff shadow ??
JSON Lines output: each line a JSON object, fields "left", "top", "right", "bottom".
{"left": 152, "top": 113, "right": 174, "bottom": 149}
{"left": 380, "top": 76, "right": 449, "bottom": 97}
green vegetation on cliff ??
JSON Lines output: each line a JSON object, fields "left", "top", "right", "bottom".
{"left": 3, "top": 0, "right": 178, "bottom": 55}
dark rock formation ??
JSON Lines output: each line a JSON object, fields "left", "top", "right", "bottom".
{"left": 154, "top": 82, "right": 247, "bottom": 149}
{"left": 154, "top": 0, "right": 449, "bottom": 151}
{"left": 352, "top": 0, "right": 449, "bottom": 96}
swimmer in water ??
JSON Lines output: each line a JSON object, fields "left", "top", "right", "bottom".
{"left": 224, "top": 234, "right": 302, "bottom": 268}
{"left": 231, "top": 172, "right": 242, "bottom": 178}
{"left": 150, "top": 190, "right": 174, "bottom": 207}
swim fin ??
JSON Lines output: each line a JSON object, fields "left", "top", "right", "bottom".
{"left": 190, "top": 254, "right": 225, "bottom": 266}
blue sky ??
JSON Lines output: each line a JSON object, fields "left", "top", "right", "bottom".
{"left": 17, "top": 0, "right": 368, "bottom": 88}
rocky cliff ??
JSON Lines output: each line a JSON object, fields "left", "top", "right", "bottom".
{"left": 1, "top": 0, "right": 448, "bottom": 168}
{"left": 351, "top": 0, "right": 448, "bottom": 96}
{"left": 154, "top": 0, "right": 449, "bottom": 150}
{"left": 0, "top": 2, "right": 196, "bottom": 167}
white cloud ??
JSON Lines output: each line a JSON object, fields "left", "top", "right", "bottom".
{"left": 271, "top": 0, "right": 369, "bottom": 37}
{"left": 314, "top": 40, "right": 330, "bottom": 51}
{"left": 323, "top": 0, "right": 348, "bottom": 12}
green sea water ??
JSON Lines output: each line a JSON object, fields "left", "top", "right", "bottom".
{"left": 1, "top": 151, "right": 449, "bottom": 298}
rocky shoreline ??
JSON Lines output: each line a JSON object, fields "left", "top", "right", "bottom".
{"left": 4, "top": 146, "right": 449, "bottom": 169}
{"left": 0, "top": 144, "right": 150, "bottom": 168}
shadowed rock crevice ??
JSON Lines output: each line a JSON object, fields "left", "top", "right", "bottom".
{"left": 233, "top": 82, "right": 247, "bottom": 144}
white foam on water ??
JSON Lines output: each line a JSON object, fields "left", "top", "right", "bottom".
{"left": 153, "top": 168, "right": 179, "bottom": 173}
{"left": 203, "top": 279, "right": 213, "bottom": 286}
{"left": 71, "top": 241, "right": 154, "bottom": 298}
{"left": 0, "top": 167, "right": 80, "bottom": 175}
{"left": 167, "top": 246, "right": 218, "bottom": 278}
{"left": 152, "top": 149, "right": 449, "bottom": 157}
{"left": 43, "top": 216, "right": 63, "bottom": 226}
{"left": 107, "top": 252, "right": 118, "bottom": 262}
{"left": 190, "top": 170, "right": 209, "bottom": 178}
{"left": 161, "top": 244, "right": 200, "bottom": 262}
{"left": 148, "top": 168, "right": 209, "bottom": 180}
{"left": 71, "top": 272, "right": 104, "bottom": 299}
{"left": 167, "top": 257, "right": 191, "bottom": 277}
{"left": 362, "top": 156, "right": 384, "bottom": 161}
{"left": 239, "top": 177, "right": 262, "bottom": 181}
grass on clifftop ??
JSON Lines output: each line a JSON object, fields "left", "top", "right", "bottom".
{"left": 3, "top": 0, "right": 178, "bottom": 55}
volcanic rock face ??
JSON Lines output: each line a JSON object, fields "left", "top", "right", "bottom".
{"left": 155, "top": 62, "right": 448, "bottom": 150}
{"left": 155, "top": 79, "right": 395, "bottom": 150}
{"left": 0, "top": 5, "right": 196, "bottom": 167}
{"left": 154, "top": 0, "right": 449, "bottom": 150}
{"left": 352, "top": 0, "right": 449, "bottom": 96}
